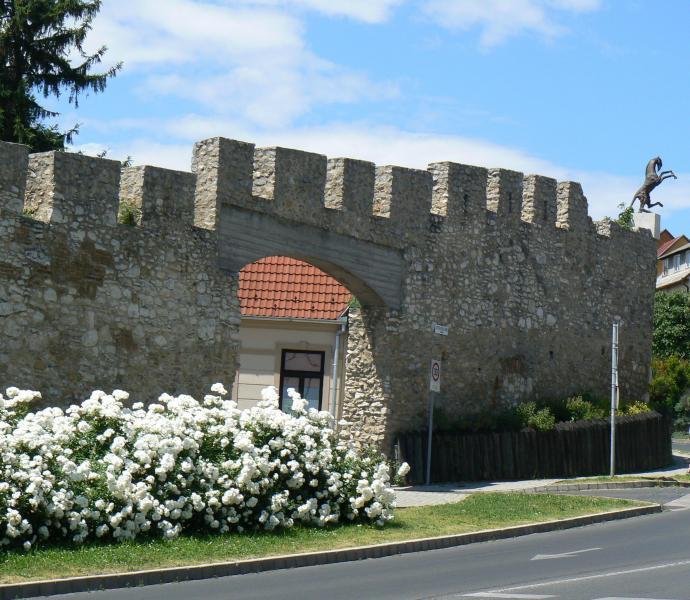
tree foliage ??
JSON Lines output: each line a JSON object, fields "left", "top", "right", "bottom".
{"left": 649, "top": 356, "right": 690, "bottom": 429}
{"left": 0, "top": 0, "right": 120, "bottom": 151}
{"left": 616, "top": 202, "right": 635, "bottom": 231}
{"left": 653, "top": 291, "right": 690, "bottom": 359}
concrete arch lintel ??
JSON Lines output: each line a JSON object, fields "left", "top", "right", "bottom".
{"left": 217, "top": 206, "right": 404, "bottom": 310}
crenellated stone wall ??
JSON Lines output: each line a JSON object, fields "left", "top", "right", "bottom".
{"left": 0, "top": 137, "right": 657, "bottom": 451}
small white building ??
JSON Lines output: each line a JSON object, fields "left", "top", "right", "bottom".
{"left": 232, "top": 256, "right": 350, "bottom": 416}
{"left": 657, "top": 229, "right": 690, "bottom": 293}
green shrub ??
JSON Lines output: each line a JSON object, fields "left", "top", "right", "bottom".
{"left": 433, "top": 389, "right": 652, "bottom": 436}
{"left": 616, "top": 203, "right": 635, "bottom": 230}
{"left": 117, "top": 201, "right": 142, "bottom": 226}
{"left": 674, "top": 391, "right": 690, "bottom": 433}
{"left": 529, "top": 407, "right": 556, "bottom": 431}
{"left": 620, "top": 400, "right": 652, "bottom": 416}
{"left": 515, "top": 401, "right": 537, "bottom": 425}
{"left": 565, "top": 395, "right": 606, "bottom": 421}
{"left": 649, "top": 356, "right": 690, "bottom": 420}
{"left": 516, "top": 401, "right": 556, "bottom": 431}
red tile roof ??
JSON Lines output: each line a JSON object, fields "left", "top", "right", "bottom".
{"left": 658, "top": 237, "right": 677, "bottom": 258}
{"left": 239, "top": 257, "right": 351, "bottom": 320}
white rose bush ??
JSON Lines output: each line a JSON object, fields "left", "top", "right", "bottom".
{"left": 0, "top": 384, "right": 408, "bottom": 551}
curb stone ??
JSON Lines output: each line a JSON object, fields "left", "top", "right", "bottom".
{"left": 0, "top": 505, "right": 661, "bottom": 600}
{"left": 522, "top": 480, "right": 690, "bottom": 494}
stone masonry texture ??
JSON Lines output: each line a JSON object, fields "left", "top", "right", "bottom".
{"left": 0, "top": 138, "right": 657, "bottom": 452}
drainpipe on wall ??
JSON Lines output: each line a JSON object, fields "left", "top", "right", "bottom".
{"left": 330, "top": 318, "right": 347, "bottom": 418}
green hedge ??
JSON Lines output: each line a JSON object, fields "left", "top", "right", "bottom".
{"left": 433, "top": 394, "right": 651, "bottom": 435}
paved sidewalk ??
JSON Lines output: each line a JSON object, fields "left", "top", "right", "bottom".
{"left": 395, "top": 453, "right": 690, "bottom": 508}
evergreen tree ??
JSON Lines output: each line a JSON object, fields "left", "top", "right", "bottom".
{"left": 0, "top": 0, "right": 120, "bottom": 152}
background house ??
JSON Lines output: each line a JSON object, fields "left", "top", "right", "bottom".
{"left": 657, "top": 229, "right": 690, "bottom": 293}
{"left": 232, "top": 256, "right": 351, "bottom": 415}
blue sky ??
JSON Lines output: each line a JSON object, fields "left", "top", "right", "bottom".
{"left": 51, "top": 0, "right": 690, "bottom": 233}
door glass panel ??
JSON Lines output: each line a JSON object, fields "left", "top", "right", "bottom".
{"left": 283, "top": 352, "right": 322, "bottom": 372}
{"left": 303, "top": 377, "right": 322, "bottom": 411}
{"left": 281, "top": 376, "right": 300, "bottom": 411}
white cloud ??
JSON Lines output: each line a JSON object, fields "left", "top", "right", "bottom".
{"left": 141, "top": 59, "right": 398, "bottom": 129}
{"left": 422, "top": 0, "right": 601, "bottom": 47}
{"left": 548, "top": 0, "right": 601, "bottom": 9}
{"left": 92, "top": 0, "right": 304, "bottom": 68}
{"left": 87, "top": 0, "right": 397, "bottom": 129}
{"left": 228, "top": 0, "right": 404, "bottom": 23}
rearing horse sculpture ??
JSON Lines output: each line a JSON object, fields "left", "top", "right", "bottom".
{"left": 630, "top": 157, "right": 676, "bottom": 213}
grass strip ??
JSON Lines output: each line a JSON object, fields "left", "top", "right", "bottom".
{"left": 0, "top": 493, "right": 643, "bottom": 585}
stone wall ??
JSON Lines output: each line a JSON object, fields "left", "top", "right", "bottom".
{"left": 0, "top": 138, "right": 657, "bottom": 451}
{"left": 0, "top": 143, "right": 238, "bottom": 405}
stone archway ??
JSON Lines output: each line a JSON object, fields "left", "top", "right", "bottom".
{"left": 192, "top": 138, "right": 410, "bottom": 448}
{"left": 231, "top": 251, "right": 394, "bottom": 448}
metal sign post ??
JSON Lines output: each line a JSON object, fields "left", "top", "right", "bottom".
{"left": 426, "top": 322, "right": 447, "bottom": 486}
{"left": 610, "top": 321, "right": 620, "bottom": 477}
{"left": 426, "top": 358, "right": 441, "bottom": 486}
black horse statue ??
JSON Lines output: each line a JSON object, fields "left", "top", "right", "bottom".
{"left": 630, "top": 157, "right": 676, "bottom": 213}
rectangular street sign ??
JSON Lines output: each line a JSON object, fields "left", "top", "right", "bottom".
{"left": 433, "top": 323, "right": 449, "bottom": 336}
{"left": 430, "top": 358, "right": 441, "bottom": 392}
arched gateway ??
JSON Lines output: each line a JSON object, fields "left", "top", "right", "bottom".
{"left": 0, "top": 137, "right": 656, "bottom": 450}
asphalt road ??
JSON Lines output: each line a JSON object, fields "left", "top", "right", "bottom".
{"left": 553, "top": 486, "right": 690, "bottom": 506}
{"left": 673, "top": 438, "right": 690, "bottom": 455}
{"left": 35, "top": 489, "right": 690, "bottom": 600}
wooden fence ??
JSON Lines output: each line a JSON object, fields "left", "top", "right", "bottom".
{"left": 396, "top": 412, "right": 673, "bottom": 485}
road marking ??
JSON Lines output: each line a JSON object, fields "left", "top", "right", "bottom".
{"left": 663, "top": 493, "right": 690, "bottom": 511}
{"left": 487, "top": 558, "right": 690, "bottom": 593}
{"left": 592, "top": 597, "right": 680, "bottom": 599}
{"left": 531, "top": 547, "right": 601, "bottom": 560}
{"left": 463, "top": 594, "right": 556, "bottom": 599}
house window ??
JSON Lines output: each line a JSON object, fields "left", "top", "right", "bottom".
{"left": 279, "top": 350, "right": 325, "bottom": 412}
{"left": 662, "top": 257, "right": 670, "bottom": 275}
{"left": 674, "top": 254, "right": 681, "bottom": 271}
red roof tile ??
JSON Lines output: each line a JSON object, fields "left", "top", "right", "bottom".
{"left": 658, "top": 237, "right": 677, "bottom": 258}
{"left": 239, "top": 257, "right": 351, "bottom": 320}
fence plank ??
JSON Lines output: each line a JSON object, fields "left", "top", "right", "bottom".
{"left": 396, "top": 412, "right": 671, "bottom": 484}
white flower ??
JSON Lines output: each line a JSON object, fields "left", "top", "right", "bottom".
{"left": 289, "top": 389, "right": 308, "bottom": 413}
{"left": 397, "top": 463, "right": 411, "bottom": 478}
{"left": 210, "top": 383, "right": 228, "bottom": 396}
{"left": 0, "top": 384, "right": 398, "bottom": 549}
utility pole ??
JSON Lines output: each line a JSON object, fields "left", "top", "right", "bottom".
{"left": 610, "top": 320, "right": 620, "bottom": 477}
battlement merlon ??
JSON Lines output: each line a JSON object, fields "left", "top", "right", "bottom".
{"left": 523, "top": 174, "right": 558, "bottom": 226}
{"left": 120, "top": 165, "right": 196, "bottom": 226}
{"left": 487, "top": 168, "right": 524, "bottom": 224}
{"left": 192, "top": 137, "right": 255, "bottom": 230}
{"left": 373, "top": 165, "right": 433, "bottom": 227}
{"left": 0, "top": 142, "right": 29, "bottom": 214}
{"left": 325, "top": 158, "right": 375, "bottom": 213}
{"left": 428, "top": 162, "right": 488, "bottom": 220}
{"left": 556, "top": 181, "right": 590, "bottom": 231}
{"left": 24, "top": 151, "right": 121, "bottom": 226}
